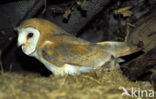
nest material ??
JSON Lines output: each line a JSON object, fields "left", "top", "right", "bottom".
{"left": 0, "top": 69, "right": 154, "bottom": 99}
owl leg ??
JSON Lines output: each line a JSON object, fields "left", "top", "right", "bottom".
{"left": 60, "top": 74, "right": 69, "bottom": 87}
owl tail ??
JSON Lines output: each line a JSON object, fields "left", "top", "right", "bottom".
{"left": 97, "top": 41, "right": 141, "bottom": 58}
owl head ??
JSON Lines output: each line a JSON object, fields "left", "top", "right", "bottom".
{"left": 16, "top": 18, "right": 62, "bottom": 55}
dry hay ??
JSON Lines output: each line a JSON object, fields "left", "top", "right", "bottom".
{"left": 0, "top": 69, "right": 154, "bottom": 99}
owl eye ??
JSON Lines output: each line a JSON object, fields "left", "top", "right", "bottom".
{"left": 27, "top": 33, "right": 33, "bottom": 38}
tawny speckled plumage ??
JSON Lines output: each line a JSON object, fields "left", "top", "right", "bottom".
{"left": 17, "top": 18, "right": 140, "bottom": 76}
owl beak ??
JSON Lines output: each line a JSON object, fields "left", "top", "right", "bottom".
{"left": 18, "top": 41, "right": 29, "bottom": 47}
{"left": 24, "top": 42, "right": 29, "bottom": 47}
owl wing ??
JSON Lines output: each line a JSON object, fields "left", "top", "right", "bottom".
{"left": 97, "top": 41, "right": 141, "bottom": 58}
{"left": 38, "top": 40, "right": 111, "bottom": 69}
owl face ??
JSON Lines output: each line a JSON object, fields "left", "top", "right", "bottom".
{"left": 17, "top": 27, "right": 40, "bottom": 55}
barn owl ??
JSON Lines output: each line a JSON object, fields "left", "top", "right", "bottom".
{"left": 16, "top": 18, "right": 140, "bottom": 76}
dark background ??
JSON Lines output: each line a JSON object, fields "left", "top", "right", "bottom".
{"left": 0, "top": 0, "right": 156, "bottom": 87}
